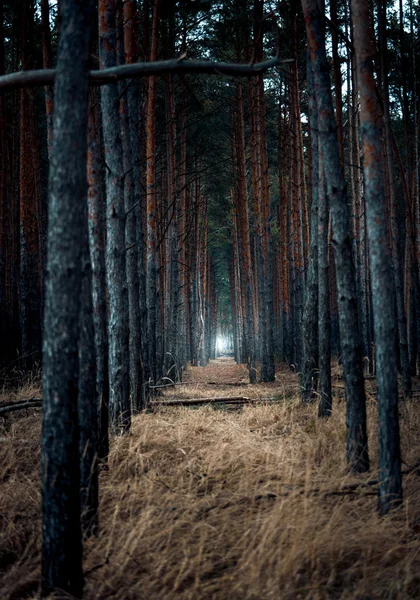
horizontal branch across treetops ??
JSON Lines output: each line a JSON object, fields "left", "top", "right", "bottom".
{"left": 0, "top": 56, "right": 294, "bottom": 91}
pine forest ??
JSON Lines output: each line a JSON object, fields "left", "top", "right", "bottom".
{"left": 1, "top": 0, "right": 420, "bottom": 598}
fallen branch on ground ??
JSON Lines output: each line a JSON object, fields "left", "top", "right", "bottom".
{"left": 206, "top": 381, "right": 249, "bottom": 386}
{"left": 151, "top": 396, "right": 281, "bottom": 406}
{"left": 0, "top": 398, "right": 42, "bottom": 415}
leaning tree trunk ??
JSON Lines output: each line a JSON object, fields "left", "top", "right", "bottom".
{"left": 41, "top": 0, "right": 93, "bottom": 596}
{"left": 352, "top": 0, "right": 402, "bottom": 513}
{"left": 99, "top": 0, "right": 130, "bottom": 430}
{"left": 301, "top": 0, "right": 369, "bottom": 473}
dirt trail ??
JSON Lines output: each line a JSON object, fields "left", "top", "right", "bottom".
{"left": 159, "top": 357, "right": 301, "bottom": 403}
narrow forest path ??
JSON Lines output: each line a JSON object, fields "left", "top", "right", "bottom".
{"left": 156, "top": 356, "right": 301, "bottom": 405}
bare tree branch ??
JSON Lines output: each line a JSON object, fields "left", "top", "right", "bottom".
{"left": 0, "top": 57, "right": 294, "bottom": 91}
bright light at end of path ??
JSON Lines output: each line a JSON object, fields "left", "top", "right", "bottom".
{"left": 216, "top": 336, "right": 228, "bottom": 354}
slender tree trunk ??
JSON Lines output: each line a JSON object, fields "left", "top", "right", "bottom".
{"left": 41, "top": 0, "right": 54, "bottom": 154}
{"left": 376, "top": 0, "right": 412, "bottom": 400}
{"left": 352, "top": 0, "right": 402, "bottom": 513}
{"left": 235, "top": 83, "right": 256, "bottom": 382}
{"left": 0, "top": 0, "right": 6, "bottom": 367}
{"left": 124, "top": 0, "right": 147, "bottom": 399}
{"left": 41, "top": 0, "right": 94, "bottom": 595}
{"left": 318, "top": 155, "right": 332, "bottom": 416}
{"left": 146, "top": 0, "right": 160, "bottom": 384}
{"left": 117, "top": 4, "right": 142, "bottom": 409}
{"left": 99, "top": 0, "right": 130, "bottom": 430}
{"left": 87, "top": 93, "right": 109, "bottom": 462}
{"left": 78, "top": 196, "right": 98, "bottom": 538}
{"left": 278, "top": 90, "right": 290, "bottom": 362}
{"left": 302, "top": 49, "right": 319, "bottom": 403}
{"left": 179, "top": 82, "right": 188, "bottom": 373}
{"left": 20, "top": 0, "right": 42, "bottom": 371}
{"left": 302, "top": 0, "right": 369, "bottom": 473}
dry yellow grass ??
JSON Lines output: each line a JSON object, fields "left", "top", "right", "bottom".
{"left": 1, "top": 359, "right": 420, "bottom": 599}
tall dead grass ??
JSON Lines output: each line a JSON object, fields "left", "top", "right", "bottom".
{"left": 1, "top": 360, "right": 420, "bottom": 599}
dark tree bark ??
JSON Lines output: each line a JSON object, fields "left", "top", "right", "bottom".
{"left": 41, "top": 0, "right": 94, "bottom": 596}
{"left": 301, "top": 49, "right": 319, "bottom": 404}
{"left": 0, "top": 0, "right": 6, "bottom": 367}
{"left": 235, "top": 83, "right": 257, "bottom": 382}
{"left": 41, "top": 0, "right": 54, "bottom": 153}
{"left": 301, "top": 0, "right": 369, "bottom": 473}
{"left": 145, "top": 0, "right": 161, "bottom": 384}
{"left": 78, "top": 201, "right": 98, "bottom": 537}
{"left": 179, "top": 82, "right": 188, "bottom": 373}
{"left": 99, "top": 0, "right": 130, "bottom": 430}
{"left": 125, "top": 0, "right": 147, "bottom": 406}
{"left": 117, "top": 3, "right": 142, "bottom": 409}
{"left": 19, "top": 0, "right": 42, "bottom": 370}
{"left": 376, "top": 0, "right": 412, "bottom": 400}
{"left": 318, "top": 156, "right": 332, "bottom": 417}
{"left": 352, "top": 0, "right": 402, "bottom": 513}
{"left": 87, "top": 92, "right": 109, "bottom": 462}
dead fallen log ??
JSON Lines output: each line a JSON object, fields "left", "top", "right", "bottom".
{"left": 151, "top": 396, "right": 280, "bottom": 406}
{"left": 0, "top": 398, "right": 42, "bottom": 415}
{"left": 206, "top": 381, "right": 249, "bottom": 386}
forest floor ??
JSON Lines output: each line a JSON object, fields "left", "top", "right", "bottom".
{"left": 1, "top": 359, "right": 420, "bottom": 599}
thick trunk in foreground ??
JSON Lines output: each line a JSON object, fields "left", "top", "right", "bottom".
{"left": 99, "top": 0, "right": 130, "bottom": 430}
{"left": 302, "top": 0, "right": 369, "bottom": 473}
{"left": 352, "top": 0, "right": 402, "bottom": 513}
{"left": 41, "top": 0, "right": 93, "bottom": 596}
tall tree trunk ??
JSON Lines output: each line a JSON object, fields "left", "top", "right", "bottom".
{"left": 302, "top": 49, "right": 319, "bottom": 403}
{"left": 78, "top": 192, "right": 98, "bottom": 538}
{"left": 302, "top": 0, "right": 369, "bottom": 473}
{"left": 99, "top": 0, "right": 130, "bottom": 430}
{"left": 124, "top": 0, "right": 147, "bottom": 399}
{"left": 146, "top": 0, "right": 160, "bottom": 384}
{"left": 376, "top": 0, "right": 412, "bottom": 400}
{"left": 352, "top": 0, "right": 402, "bottom": 513}
{"left": 41, "top": 0, "right": 94, "bottom": 595}
{"left": 41, "top": 0, "right": 54, "bottom": 154}
{"left": 235, "top": 83, "right": 256, "bottom": 382}
{"left": 87, "top": 93, "right": 109, "bottom": 463}
{"left": 0, "top": 0, "right": 6, "bottom": 368}
{"left": 117, "top": 4, "right": 142, "bottom": 409}
{"left": 179, "top": 82, "right": 188, "bottom": 373}
{"left": 20, "top": 0, "right": 42, "bottom": 371}
{"left": 318, "top": 154, "right": 332, "bottom": 417}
